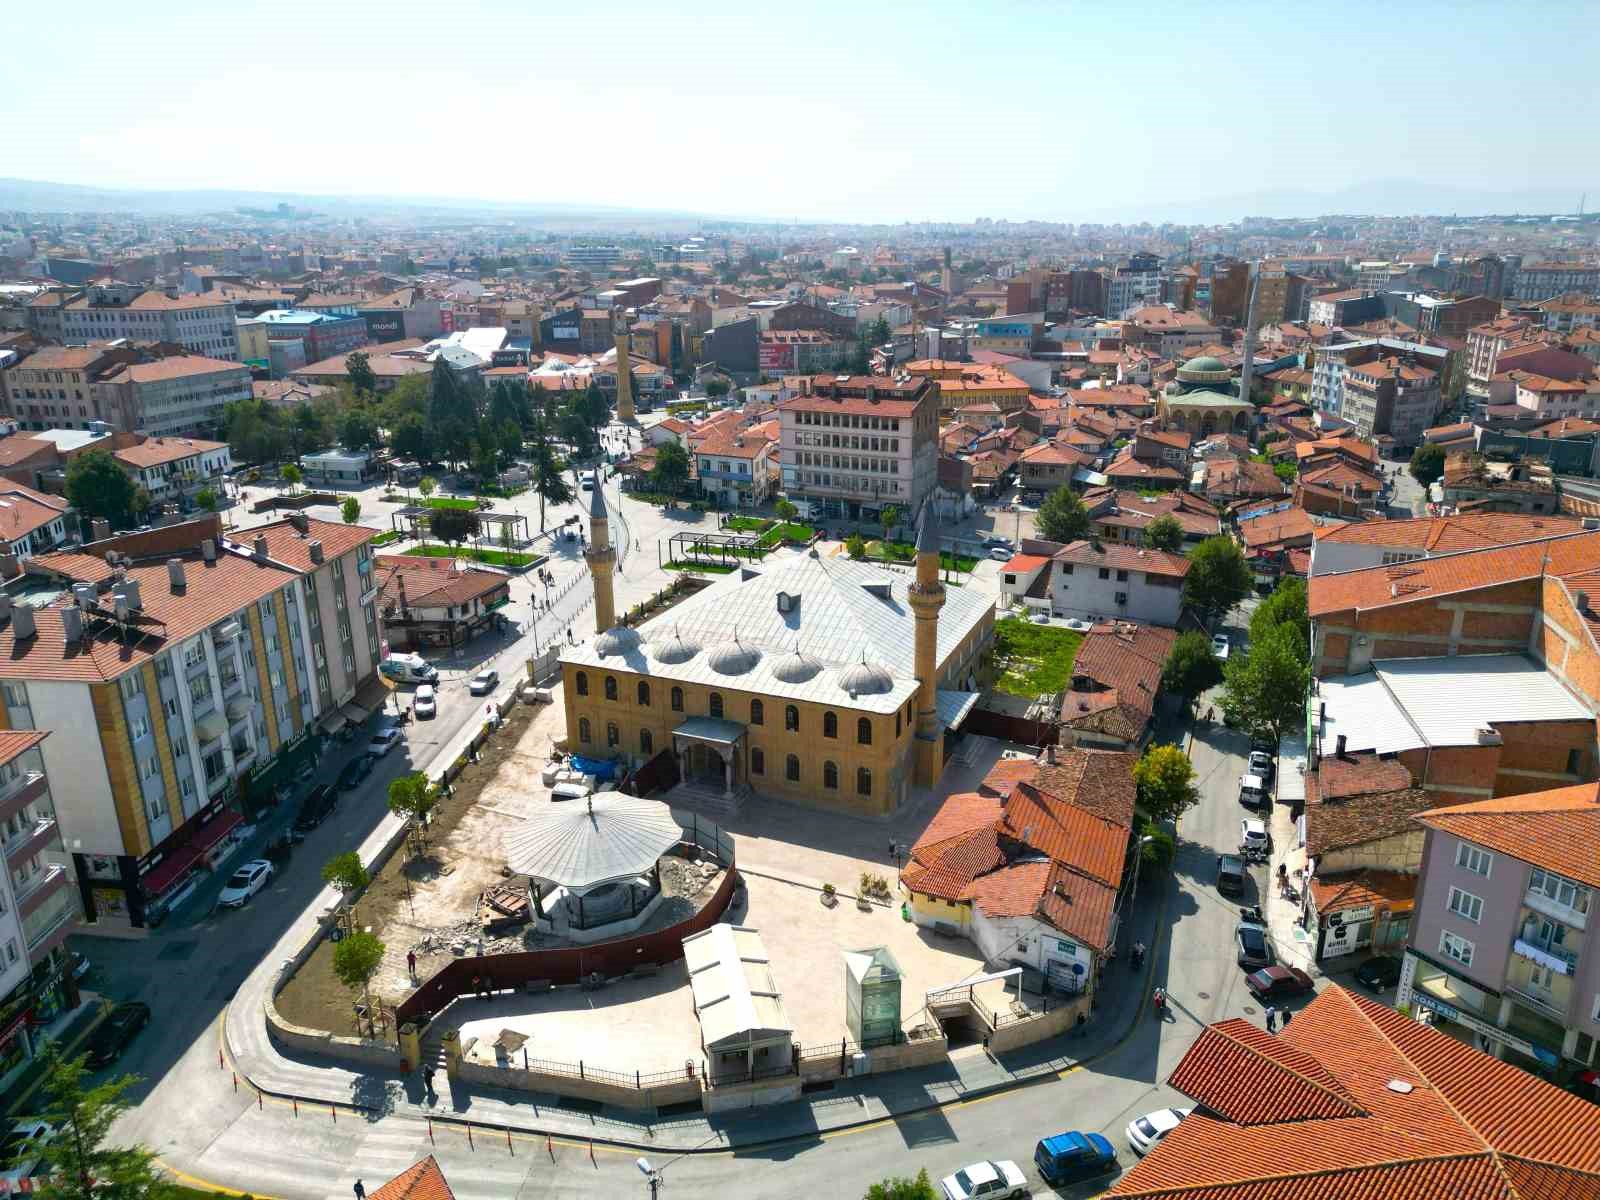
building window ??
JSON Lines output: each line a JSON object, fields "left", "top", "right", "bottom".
{"left": 823, "top": 761, "right": 838, "bottom": 789}
{"left": 785, "top": 705, "right": 799, "bottom": 731}
{"left": 1455, "top": 844, "right": 1492, "bottom": 877}
{"left": 786, "top": 754, "right": 800, "bottom": 782}
{"left": 823, "top": 711, "right": 838, "bottom": 739}
{"left": 671, "top": 687, "right": 684, "bottom": 712}
{"left": 578, "top": 717, "right": 592, "bottom": 743}
{"left": 709, "top": 692, "right": 723, "bottom": 719}
{"left": 606, "top": 722, "right": 619, "bottom": 748}
{"left": 640, "top": 729, "right": 653, "bottom": 755}
{"left": 1529, "top": 868, "right": 1591, "bottom": 915}
{"left": 1439, "top": 930, "right": 1474, "bottom": 967}
{"left": 748, "top": 698, "right": 764, "bottom": 726}
{"left": 751, "top": 748, "right": 764, "bottom": 776}
{"left": 857, "top": 767, "right": 872, "bottom": 796}
{"left": 895, "top": 711, "right": 902, "bottom": 737}
{"left": 576, "top": 672, "right": 589, "bottom": 696}
{"left": 857, "top": 717, "right": 872, "bottom": 745}
{"left": 637, "top": 681, "right": 650, "bottom": 706}
{"left": 1447, "top": 887, "right": 1483, "bottom": 924}
{"left": 604, "top": 676, "right": 618, "bottom": 701}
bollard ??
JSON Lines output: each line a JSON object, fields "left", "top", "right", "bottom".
{"left": 546, "top": 1135, "right": 554, "bottom": 1161}
{"left": 293, "top": 1098, "right": 298, "bottom": 1118}
{"left": 331, "top": 1105, "right": 337, "bottom": 1124}
{"left": 257, "top": 1091, "right": 263, "bottom": 1111}
{"left": 219, "top": 1050, "right": 224, "bottom": 1070}
{"left": 589, "top": 1139, "right": 595, "bottom": 1164}
{"left": 232, "top": 1071, "right": 238, "bottom": 1093}
{"left": 467, "top": 1124, "right": 474, "bottom": 1151}
{"left": 506, "top": 1127, "right": 512, "bottom": 1154}
{"left": 427, "top": 1117, "right": 434, "bottom": 1145}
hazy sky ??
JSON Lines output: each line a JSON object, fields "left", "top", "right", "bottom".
{"left": 9, "top": 0, "right": 1599, "bottom": 223}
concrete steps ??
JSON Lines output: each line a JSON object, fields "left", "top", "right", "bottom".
{"left": 666, "top": 779, "right": 751, "bottom": 819}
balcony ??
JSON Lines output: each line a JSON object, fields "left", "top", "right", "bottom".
{"left": 1504, "top": 981, "right": 1568, "bottom": 1023}
{"left": 0, "top": 772, "right": 48, "bottom": 827}
{"left": 184, "top": 654, "right": 209, "bottom": 679}
{"left": 3, "top": 816, "right": 59, "bottom": 869}
{"left": 219, "top": 668, "right": 245, "bottom": 698}
{"left": 1524, "top": 886, "right": 1588, "bottom": 931}
{"left": 16, "top": 863, "right": 70, "bottom": 921}
{"left": 212, "top": 620, "right": 241, "bottom": 644}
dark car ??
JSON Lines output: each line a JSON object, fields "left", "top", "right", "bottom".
{"left": 337, "top": 754, "right": 377, "bottom": 791}
{"left": 1235, "top": 921, "right": 1275, "bottom": 969}
{"left": 1246, "top": 964, "right": 1314, "bottom": 1001}
{"left": 86, "top": 1002, "right": 151, "bottom": 1068}
{"left": 1216, "top": 854, "right": 1248, "bottom": 897}
{"left": 292, "top": 785, "right": 337, "bottom": 834}
{"left": 1033, "top": 1131, "right": 1116, "bottom": 1185}
{"left": 1355, "top": 955, "right": 1403, "bottom": 991}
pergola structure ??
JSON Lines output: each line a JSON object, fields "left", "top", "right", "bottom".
{"left": 389, "top": 506, "right": 531, "bottom": 547}
{"left": 665, "top": 529, "right": 762, "bottom": 569}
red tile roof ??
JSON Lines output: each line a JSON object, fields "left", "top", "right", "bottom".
{"left": 1416, "top": 783, "right": 1600, "bottom": 889}
{"left": 0, "top": 729, "right": 49, "bottom": 767}
{"left": 1110, "top": 986, "right": 1600, "bottom": 1199}
{"left": 369, "top": 1156, "right": 455, "bottom": 1200}
{"left": 1052, "top": 539, "right": 1191, "bottom": 580}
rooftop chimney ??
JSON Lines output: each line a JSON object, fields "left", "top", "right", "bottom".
{"left": 308, "top": 539, "right": 324, "bottom": 565}
{"left": 0, "top": 595, "right": 12, "bottom": 624}
{"left": 0, "top": 555, "right": 16, "bottom": 582}
{"left": 90, "top": 518, "right": 111, "bottom": 541}
{"left": 168, "top": 558, "right": 186, "bottom": 593}
{"left": 1336, "top": 733, "right": 1348, "bottom": 758}
{"left": 61, "top": 606, "right": 82, "bottom": 647}
{"left": 123, "top": 579, "right": 142, "bottom": 610}
{"left": 253, "top": 534, "right": 268, "bottom": 562}
{"left": 288, "top": 512, "right": 309, "bottom": 535}
{"left": 201, "top": 538, "right": 216, "bottom": 562}
{"left": 11, "top": 606, "right": 35, "bottom": 641}
{"left": 73, "top": 583, "right": 95, "bottom": 610}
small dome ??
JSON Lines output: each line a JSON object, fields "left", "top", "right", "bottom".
{"left": 651, "top": 629, "right": 702, "bottom": 664}
{"left": 706, "top": 639, "right": 760, "bottom": 676}
{"left": 839, "top": 659, "right": 894, "bottom": 696}
{"left": 770, "top": 648, "right": 823, "bottom": 684}
{"left": 1177, "top": 354, "right": 1230, "bottom": 382}
{"left": 595, "top": 625, "right": 642, "bottom": 657}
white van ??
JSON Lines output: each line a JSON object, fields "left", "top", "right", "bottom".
{"left": 379, "top": 653, "right": 437, "bottom": 684}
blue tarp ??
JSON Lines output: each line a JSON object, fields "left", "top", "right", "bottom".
{"left": 569, "top": 755, "right": 619, "bottom": 780}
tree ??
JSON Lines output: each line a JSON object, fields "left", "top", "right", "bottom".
{"left": 1249, "top": 576, "right": 1309, "bottom": 661}
{"left": 280, "top": 463, "right": 303, "bottom": 494}
{"left": 66, "top": 450, "right": 140, "bottom": 531}
{"left": 1220, "top": 623, "right": 1310, "bottom": 743}
{"left": 774, "top": 499, "right": 798, "bottom": 522}
{"left": 341, "top": 496, "right": 361, "bottom": 524}
{"left": 193, "top": 487, "right": 218, "bottom": 513}
{"left": 1273, "top": 460, "right": 1297, "bottom": 484}
{"left": 332, "top": 930, "right": 385, "bottom": 1027}
{"left": 880, "top": 505, "right": 900, "bottom": 536}
{"left": 389, "top": 412, "right": 429, "bottom": 462}
{"left": 529, "top": 433, "right": 572, "bottom": 532}
{"left": 470, "top": 437, "right": 499, "bottom": 488}
{"left": 845, "top": 533, "right": 867, "bottom": 560}
{"left": 1161, "top": 630, "right": 1223, "bottom": 702}
{"left": 866, "top": 314, "right": 892, "bottom": 348}
{"left": 33, "top": 1047, "right": 170, "bottom": 1200}
{"left": 580, "top": 384, "right": 610, "bottom": 429}
{"left": 1410, "top": 442, "right": 1446, "bottom": 487}
{"left": 1132, "top": 743, "right": 1201, "bottom": 823}
{"left": 864, "top": 1168, "right": 939, "bottom": 1200}
{"left": 1183, "top": 535, "right": 1253, "bottom": 626}
{"left": 339, "top": 407, "right": 380, "bottom": 452}
{"left": 321, "top": 851, "right": 370, "bottom": 900}
{"left": 418, "top": 475, "right": 437, "bottom": 501}
{"left": 704, "top": 378, "right": 730, "bottom": 399}
{"left": 650, "top": 441, "right": 691, "bottom": 496}
{"left": 388, "top": 772, "right": 439, "bottom": 853}
{"left": 1036, "top": 486, "right": 1090, "bottom": 543}
{"left": 345, "top": 351, "right": 377, "bottom": 396}
{"left": 430, "top": 506, "right": 480, "bottom": 551}
{"left": 1142, "top": 514, "right": 1184, "bottom": 552}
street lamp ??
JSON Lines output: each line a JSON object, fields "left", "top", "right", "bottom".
{"left": 1126, "top": 834, "right": 1156, "bottom": 956}
{"left": 637, "top": 1157, "right": 662, "bottom": 1198}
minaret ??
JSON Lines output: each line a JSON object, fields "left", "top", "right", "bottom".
{"left": 614, "top": 318, "right": 635, "bottom": 424}
{"left": 908, "top": 501, "right": 947, "bottom": 787}
{"left": 585, "top": 469, "right": 617, "bottom": 634}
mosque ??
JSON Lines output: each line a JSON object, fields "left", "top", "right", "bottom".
{"left": 1157, "top": 353, "right": 1254, "bottom": 436}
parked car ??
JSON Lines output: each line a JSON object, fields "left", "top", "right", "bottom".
{"left": 939, "top": 1159, "right": 1028, "bottom": 1200}
{"left": 414, "top": 684, "right": 437, "bottom": 719}
{"left": 1211, "top": 633, "right": 1230, "bottom": 659}
{"left": 0, "top": 1120, "right": 57, "bottom": 1188}
{"left": 1246, "top": 964, "right": 1314, "bottom": 1001}
{"left": 1126, "top": 1107, "right": 1192, "bottom": 1156}
{"left": 1240, "top": 818, "right": 1270, "bottom": 856}
{"left": 1238, "top": 774, "right": 1269, "bottom": 809}
{"left": 292, "top": 785, "right": 337, "bottom": 834}
{"left": 988, "top": 547, "right": 1011, "bottom": 561}
{"left": 1034, "top": 1131, "right": 1116, "bottom": 1184}
{"left": 1236, "top": 920, "right": 1275, "bottom": 969}
{"left": 336, "top": 753, "right": 376, "bottom": 791}
{"left": 982, "top": 535, "right": 1013, "bottom": 551}
{"left": 86, "top": 1002, "right": 151, "bottom": 1068}
{"left": 1216, "top": 854, "right": 1248, "bottom": 897}
{"left": 469, "top": 669, "right": 499, "bottom": 696}
{"left": 369, "top": 725, "right": 403, "bottom": 756}
{"left": 217, "top": 859, "right": 273, "bottom": 909}
{"left": 1355, "top": 955, "right": 1403, "bottom": 991}
{"left": 1248, "top": 749, "right": 1275, "bottom": 783}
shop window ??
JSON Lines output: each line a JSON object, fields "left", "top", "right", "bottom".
{"left": 638, "top": 681, "right": 651, "bottom": 706}
{"left": 823, "top": 761, "right": 838, "bottom": 789}
{"left": 857, "top": 767, "right": 872, "bottom": 796}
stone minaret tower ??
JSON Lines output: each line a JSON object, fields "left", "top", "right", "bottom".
{"left": 908, "top": 501, "right": 947, "bottom": 787}
{"left": 614, "top": 318, "right": 635, "bottom": 423}
{"left": 585, "top": 469, "right": 617, "bottom": 633}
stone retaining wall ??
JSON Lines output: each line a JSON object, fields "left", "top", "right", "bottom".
{"left": 455, "top": 1061, "right": 700, "bottom": 1111}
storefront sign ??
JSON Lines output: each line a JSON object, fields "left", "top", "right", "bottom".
{"left": 1329, "top": 905, "right": 1374, "bottom": 924}
{"left": 1412, "top": 991, "right": 1542, "bottom": 1059}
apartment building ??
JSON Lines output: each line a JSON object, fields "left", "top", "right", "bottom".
{"left": 60, "top": 284, "right": 241, "bottom": 362}
{"left": 1399, "top": 785, "right": 1600, "bottom": 1084}
{"left": 1536, "top": 294, "right": 1600, "bottom": 335}
{"left": 1342, "top": 354, "right": 1440, "bottom": 447}
{"left": 111, "top": 437, "right": 233, "bottom": 504}
{"left": 1001, "top": 539, "right": 1190, "bottom": 627}
{"left": 0, "top": 482, "right": 73, "bottom": 559}
{"left": 4, "top": 344, "right": 137, "bottom": 429}
{"left": 0, "top": 730, "right": 78, "bottom": 1091}
{"left": 256, "top": 309, "right": 369, "bottom": 363}
{"left": 1311, "top": 336, "right": 1451, "bottom": 418}
{"left": 1107, "top": 254, "right": 1162, "bottom": 317}
{"left": 777, "top": 374, "right": 941, "bottom": 519}
{"left": 1467, "top": 317, "right": 1536, "bottom": 397}
{"left": 0, "top": 515, "right": 380, "bottom": 931}
{"left": 1511, "top": 262, "right": 1600, "bottom": 303}
{"left": 94, "top": 355, "right": 252, "bottom": 436}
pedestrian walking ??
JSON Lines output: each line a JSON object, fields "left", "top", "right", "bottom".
{"left": 354, "top": 1182, "right": 366, "bottom": 1200}
{"left": 406, "top": 949, "right": 417, "bottom": 980}
{"left": 1265, "top": 1005, "right": 1278, "bottom": 1032}
{"left": 1281, "top": 1007, "right": 1293, "bottom": 1028}
{"left": 423, "top": 1064, "right": 436, "bottom": 1100}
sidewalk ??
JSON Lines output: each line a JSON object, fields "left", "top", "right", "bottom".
{"left": 225, "top": 837, "right": 1172, "bottom": 1153}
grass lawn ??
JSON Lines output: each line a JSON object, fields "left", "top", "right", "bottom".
{"left": 992, "top": 616, "right": 1084, "bottom": 697}
{"left": 370, "top": 530, "right": 402, "bottom": 547}
{"left": 423, "top": 497, "right": 479, "bottom": 511}
{"left": 725, "top": 515, "right": 771, "bottom": 532}
{"left": 757, "top": 521, "right": 815, "bottom": 546}
{"left": 403, "top": 545, "right": 540, "bottom": 568}
{"left": 664, "top": 559, "right": 738, "bottom": 574}
{"left": 854, "top": 539, "right": 975, "bottom": 573}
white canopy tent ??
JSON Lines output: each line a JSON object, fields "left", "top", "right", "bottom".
{"left": 502, "top": 791, "right": 683, "bottom": 891}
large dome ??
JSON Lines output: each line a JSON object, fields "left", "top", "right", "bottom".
{"left": 651, "top": 628, "right": 701, "bottom": 665}
{"left": 595, "top": 625, "right": 642, "bottom": 658}
{"left": 770, "top": 647, "right": 823, "bottom": 684}
{"left": 839, "top": 659, "right": 895, "bottom": 697}
{"left": 1176, "top": 354, "right": 1231, "bottom": 383}
{"left": 706, "top": 638, "right": 760, "bottom": 676}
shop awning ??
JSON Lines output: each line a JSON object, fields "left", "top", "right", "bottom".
{"left": 140, "top": 808, "right": 243, "bottom": 896}
{"left": 319, "top": 711, "right": 348, "bottom": 735}
{"left": 937, "top": 689, "right": 981, "bottom": 730}
{"left": 341, "top": 702, "right": 369, "bottom": 725}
